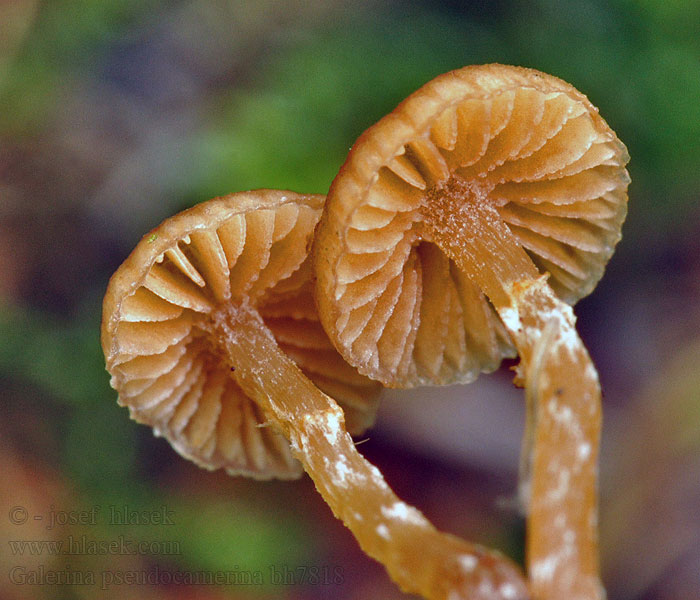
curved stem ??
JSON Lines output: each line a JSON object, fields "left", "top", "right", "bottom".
{"left": 423, "top": 194, "right": 604, "bottom": 600}
{"left": 212, "top": 302, "right": 529, "bottom": 600}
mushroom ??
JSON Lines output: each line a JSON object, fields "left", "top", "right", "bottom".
{"left": 101, "top": 190, "right": 529, "bottom": 600}
{"left": 314, "top": 65, "right": 630, "bottom": 600}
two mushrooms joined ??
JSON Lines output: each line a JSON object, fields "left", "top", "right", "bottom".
{"left": 103, "top": 65, "right": 629, "bottom": 600}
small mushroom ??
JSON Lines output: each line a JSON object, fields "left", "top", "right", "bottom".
{"left": 102, "top": 190, "right": 379, "bottom": 479}
{"left": 315, "top": 65, "right": 630, "bottom": 600}
{"left": 101, "top": 190, "right": 529, "bottom": 600}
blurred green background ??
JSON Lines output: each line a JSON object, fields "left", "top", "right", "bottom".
{"left": 1, "top": 1, "right": 699, "bottom": 599}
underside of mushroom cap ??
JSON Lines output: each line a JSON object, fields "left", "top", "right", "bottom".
{"left": 315, "top": 64, "right": 630, "bottom": 387}
{"left": 102, "top": 190, "right": 381, "bottom": 480}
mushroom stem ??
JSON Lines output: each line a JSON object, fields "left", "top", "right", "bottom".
{"left": 505, "top": 278, "right": 603, "bottom": 600}
{"left": 212, "top": 301, "right": 529, "bottom": 600}
{"left": 422, "top": 192, "right": 604, "bottom": 600}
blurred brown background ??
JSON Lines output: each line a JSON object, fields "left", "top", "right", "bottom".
{"left": 1, "top": 1, "right": 699, "bottom": 599}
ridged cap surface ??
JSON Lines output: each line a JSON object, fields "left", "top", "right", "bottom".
{"left": 315, "top": 64, "right": 630, "bottom": 386}
{"left": 103, "top": 190, "right": 380, "bottom": 479}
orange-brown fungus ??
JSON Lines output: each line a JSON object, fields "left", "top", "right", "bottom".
{"left": 315, "top": 65, "right": 630, "bottom": 600}
{"left": 102, "top": 190, "right": 379, "bottom": 478}
{"left": 102, "top": 190, "right": 529, "bottom": 600}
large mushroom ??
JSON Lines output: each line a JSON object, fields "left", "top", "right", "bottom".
{"left": 314, "top": 64, "right": 630, "bottom": 599}
{"left": 102, "top": 190, "right": 529, "bottom": 600}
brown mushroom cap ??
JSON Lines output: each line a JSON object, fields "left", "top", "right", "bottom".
{"left": 102, "top": 190, "right": 380, "bottom": 480}
{"left": 315, "top": 64, "right": 630, "bottom": 387}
